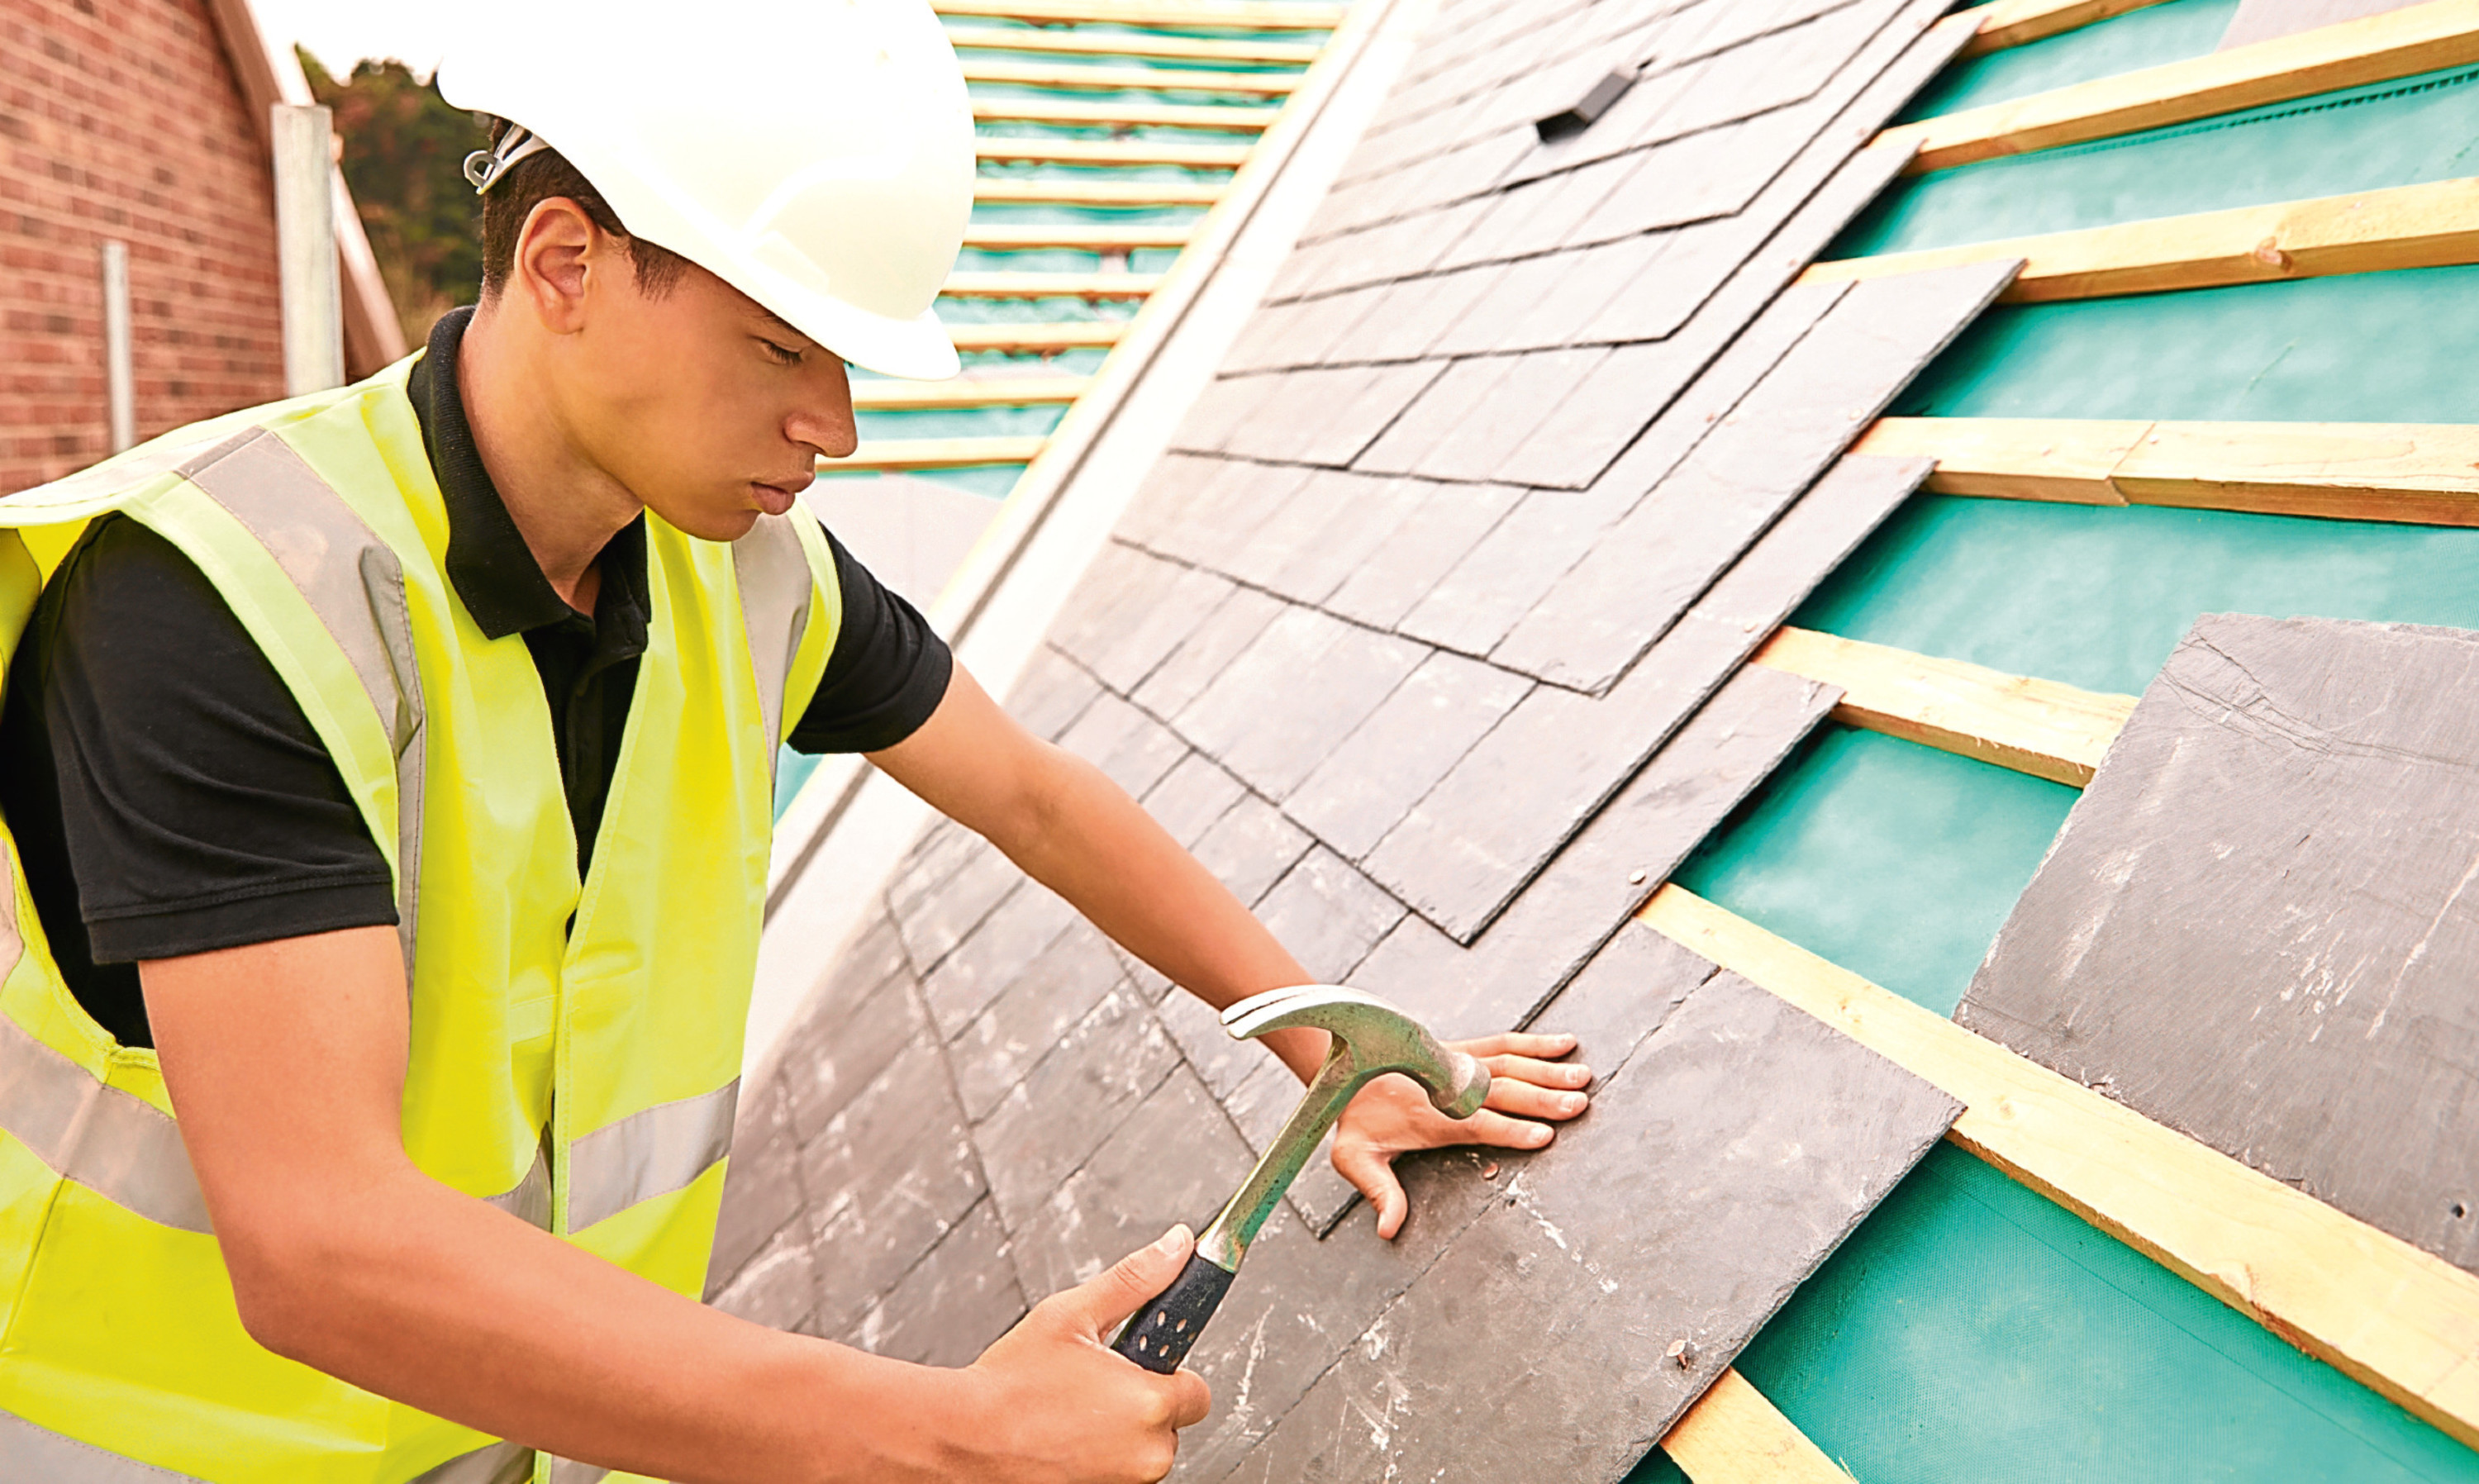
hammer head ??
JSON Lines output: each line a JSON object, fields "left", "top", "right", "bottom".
{"left": 1221, "top": 985, "right": 1489, "bottom": 1118}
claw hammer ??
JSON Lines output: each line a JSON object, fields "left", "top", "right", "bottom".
{"left": 1110, "top": 985, "right": 1488, "bottom": 1373}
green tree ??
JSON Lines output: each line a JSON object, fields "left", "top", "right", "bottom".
{"left": 303, "top": 50, "right": 487, "bottom": 347}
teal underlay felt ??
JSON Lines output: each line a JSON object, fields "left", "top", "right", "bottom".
{"left": 1841, "top": 61, "right": 2479, "bottom": 258}
{"left": 1892, "top": 0, "right": 2240, "bottom": 124}
{"left": 1891, "top": 265, "right": 2479, "bottom": 424}
{"left": 1794, "top": 493, "right": 2479, "bottom": 696}
{"left": 1668, "top": 724, "right": 2077, "bottom": 1016}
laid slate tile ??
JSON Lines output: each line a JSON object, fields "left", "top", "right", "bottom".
{"left": 1283, "top": 650, "right": 1535, "bottom": 860}
{"left": 1429, "top": 177, "right": 1567, "bottom": 274}
{"left": 1353, "top": 357, "right": 1515, "bottom": 477}
{"left": 1226, "top": 971, "right": 1959, "bottom": 1483}
{"left": 1168, "top": 373, "right": 1287, "bottom": 456}
{"left": 1429, "top": 256, "right": 1578, "bottom": 359}
{"left": 793, "top": 903, "right": 914, "bottom": 1026}
{"left": 1141, "top": 750, "right": 1251, "bottom": 849}
{"left": 1173, "top": 606, "right": 1430, "bottom": 801}
{"left": 1219, "top": 1057, "right": 1302, "bottom": 1158}
{"left": 1507, "top": 60, "right": 1695, "bottom": 185}
{"left": 1397, "top": 481, "right": 1643, "bottom": 659}
{"left": 1114, "top": 450, "right": 1234, "bottom": 554}
{"left": 890, "top": 833, "right": 1024, "bottom": 975}
{"left": 848, "top": 1197, "right": 1027, "bottom": 1369}
{"left": 1351, "top": 664, "right": 1839, "bottom": 1037}
{"left": 1491, "top": 262, "right": 2013, "bottom": 687}
{"left": 1490, "top": 231, "right": 1675, "bottom": 353}
{"left": 886, "top": 825, "right": 979, "bottom": 931}
{"left": 1057, "top": 688, "right": 1190, "bottom": 797}
{"left": 1142, "top": 460, "right": 1311, "bottom": 574}
{"left": 1002, "top": 643, "right": 1104, "bottom": 742}
{"left": 1370, "top": 455, "right": 1915, "bottom": 941}
{"left": 1298, "top": 361, "right": 1454, "bottom": 469}
{"left": 1959, "top": 614, "right": 2479, "bottom": 1272}
{"left": 1484, "top": 150, "right": 1643, "bottom": 262}
{"left": 708, "top": 1215, "right": 818, "bottom": 1332}
{"left": 1140, "top": 620, "right": 1282, "bottom": 761}
{"left": 1219, "top": 368, "right": 1381, "bottom": 465}
{"left": 1156, "top": 979, "right": 1271, "bottom": 1102}
{"left": 1256, "top": 847, "right": 1407, "bottom": 982}
{"left": 1325, "top": 263, "right": 1512, "bottom": 367}
{"left": 1649, "top": 0, "right": 1893, "bottom": 145}
{"left": 709, "top": 1080, "right": 807, "bottom": 1296}
{"left": 1010, "top": 1067, "right": 1260, "bottom": 1298}
{"left": 1321, "top": 480, "right": 1524, "bottom": 632}
{"left": 1578, "top": 99, "right": 1822, "bottom": 244}
{"left": 921, "top": 878, "right": 1079, "bottom": 1039}
{"left": 1217, "top": 297, "right": 1325, "bottom": 376}
{"left": 1191, "top": 791, "right": 1316, "bottom": 908}
{"left": 1171, "top": 1151, "right": 1510, "bottom": 1482}
{"left": 1415, "top": 347, "right": 1611, "bottom": 485}
{"left": 951, "top": 919, "right": 1132, "bottom": 1121}
{"left": 1053, "top": 546, "right": 1235, "bottom": 697}
{"left": 974, "top": 987, "right": 1181, "bottom": 1239}
{"left": 783, "top": 970, "right": 932, "bottom": 1144}
{"left": 1218, "top": 468, "right": 1363, "bottom": 592}
{"left": 803, "top": 1035, "right": 988, "bottom": 1335}
{"left": 1259, "top": 472, "right": 1430, "bottom": 607}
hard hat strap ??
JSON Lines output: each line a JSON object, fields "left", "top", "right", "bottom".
{"left": 462, "top": 126, "right": 553, "bottom": 195}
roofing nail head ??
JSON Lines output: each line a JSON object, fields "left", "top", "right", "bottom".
{"left": 1627, "top": 869, "right": 1648, "bottom": 886}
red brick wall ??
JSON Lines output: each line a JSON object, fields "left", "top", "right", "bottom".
{"left": 0, "top": 0, "right": 284, "bottom": 494}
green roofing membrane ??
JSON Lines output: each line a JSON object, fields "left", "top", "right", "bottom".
{"left": 1618, "top": 4, "right": 2479, "bottom": 1479}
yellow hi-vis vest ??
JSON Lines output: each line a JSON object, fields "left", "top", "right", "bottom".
{"left": 0, "top": 359, "right": 840, "bottom": 1484}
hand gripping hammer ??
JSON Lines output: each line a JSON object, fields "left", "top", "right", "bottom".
{"left": 1109, "top": 985, "right": 1488, "bottom": 1373}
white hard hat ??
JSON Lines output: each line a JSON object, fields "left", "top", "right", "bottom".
{"left": 439, "top": 0, "right": 973, "bottom": 380}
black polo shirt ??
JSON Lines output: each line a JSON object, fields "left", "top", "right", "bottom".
{"left": 0, "top": 307, "right": 952, "bottom": 1049}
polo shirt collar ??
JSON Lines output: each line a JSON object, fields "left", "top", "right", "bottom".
{"left": 406, "top": 307, "right": 649, "bottom": 644}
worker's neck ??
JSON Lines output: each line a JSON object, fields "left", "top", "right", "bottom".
{"left": 456, "top": 297, "right": 645, "bottom": 614}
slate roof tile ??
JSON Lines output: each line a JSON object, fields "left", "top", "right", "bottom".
{"left": 888, "top": 832, "right": 1022, "bottom": 973}
{"left": 708, "top": 1212, "right": 819, "bottom": 1332}
{"left": 1321, "top": 479, "right": 1524, "bottom": 632}
{"left": 1132, "top": 583, "right": 1288, "bottom": 720}
{"left": 801, "top": 1033, "right": 987, "bottom": 1336}
{"left": 783, "top": 968, "right": 930, "bottom": 1144}
{"left": 1000, "top": 643, "right": 1104, "bottom": 742}
{"left": 921, "top": 877, "right": 1080, "bottom": 1039}
{"left": 973, "top": 987, "right": 1179, "bottom": 1241}
{"left": 1425, "top": 261, "right": 1566, "bottom": 359}
{"left": 1189, "top": 788, "right": 1316, "bottom": 908}
{"left": 1139, "top": 749, "right": 1251, "bottom": 849}
{"left": 1297, "top": 359, "right": 1454, "bottom": 467}
{"left": 845, "top": 1199, "right": 1026, "bottom": 1369}
{"left": 1154, "top": 973, "right": 1263, "bottom": 1101}
{"left": 1506, "top": 62, "right": 1696, "bottom": 184}
{"left": 1352, "top": 357, "right": 1513, "bottom": 476}
{"left": 1256, "top": 471, "right": 1431, "bottom": 606}
{"left": 1490, "top": 231, "right": 1677, "bottom": 352}
{"left": 1137, "top": 457, "right": 1311, "bottom": 571}
{"left": 1408, "top": 347, "right": 1606, "bottom": 483}
{"left": 1173, "top": 604, "right": 1429, "bottom": 800}
{"left": 1324, "top": 262, "right": 1510, "bottom": 366}
{"left": 1254, "top": 846, "right": 1407, "bottom": 982}
{"left": 1282, "top": 649, "right": 1535, "bottom": 860}
{"left": 1396, "top": 480, "right": 1642, "bottom": 658}
{"left": 1054, "top": 687, "right": 1190, "bottom": 797}
{"left": 1168, "top": 371, "right": 1285, "bottom": 456}
{"left": 709, "top": 1080, "right": 807, "bottom": 1293}
{"left": 949, "top": 919, "right": 1130, "bottom": 1122}
{"left": 1112, "top": 449, "right": 1232, "bottom": 551}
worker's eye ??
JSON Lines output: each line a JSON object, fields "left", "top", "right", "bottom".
{"left": 758, "top": 338, "right": 803, "bottom": 366}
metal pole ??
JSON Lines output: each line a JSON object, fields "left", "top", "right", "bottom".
{"left": 100, "top": 239, "right": 135, "bottom": 453}
{"left": 271, "top": 103, "right": 344, "bottom": 395}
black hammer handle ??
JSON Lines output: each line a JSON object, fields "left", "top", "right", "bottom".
{"left": 1110, "top": 1252, "right": 1236, "bottom": 1373}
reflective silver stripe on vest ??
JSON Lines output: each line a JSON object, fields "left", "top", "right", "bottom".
{"left": 0, "top": 833, "right": 21, "bottom": 990}
{"left": 566, "top": 1078, "right": 739, "bottom": 1232}
{"left": 548, "top": 1456, "right": 611, "bottom": 1483}
{"left": 482, "top": 1134, "right": 553, "bottom": 1230}
{"left": 175, "top": 429, "right": 427, "bottom": 973}
{"left": 0, "top": 1406, "right": 207, "bottom": 1481}
{"left": 732, "top": 512, "right": 813, "bottom": 761}
{"left": 0, "top": 1011, "right": 211, "bottom": 1234}
{"left": 408, "top": 1439, "right": 534, "bottom": 1484}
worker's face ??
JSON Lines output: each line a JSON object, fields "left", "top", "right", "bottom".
{"left": 566, "top": 244, "right": 858, "bottom": 544}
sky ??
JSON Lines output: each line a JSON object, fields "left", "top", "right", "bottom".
{"left": 251, "top": 0, "right": 454, "bottom": 78}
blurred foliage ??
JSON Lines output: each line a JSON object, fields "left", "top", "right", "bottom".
{"left": 302, "top": 50, "right": 487, "bottom": 347}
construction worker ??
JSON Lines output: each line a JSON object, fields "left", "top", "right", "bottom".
{"left": 0, "top": 2, "right": 1591, "bottom": 1479}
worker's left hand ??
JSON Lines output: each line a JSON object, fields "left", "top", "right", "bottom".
{"left": 1329, "top": 1031, "right": 1592, "bottom": 1239}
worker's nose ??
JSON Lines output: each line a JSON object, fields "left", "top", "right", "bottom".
{"left": 786, "top": 382, "right": 858, "bottom": 460}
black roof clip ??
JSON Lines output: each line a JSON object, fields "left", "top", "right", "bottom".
{"left": 1536, "top": 65, "right": 1639, "bottom": 143}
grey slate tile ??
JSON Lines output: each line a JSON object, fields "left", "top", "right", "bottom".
{"left": 1648, "top": 0, "right": 1891, "bottom": 144}
{"left": 1155, "top": 979, "right": 1269, "bottom": 1102}
{"left": 1322, "top": 480, "right": 1524, "bottom": 632}
{"left": 1002, "top": 643, "right": 1104, "bottom": 742}
{"left": 1259, "top": 472, "right": 1430, "bottom": 607}
{"left": 793, "top": 904, "right": 914, "bottom": 1025}
{"left": 1426, "top": 253, "right": 1577, "bottom": 359}
{"left": 1484, "top": 150, "right": 1643, "bottom": 262}
{"left": 1299, "top": 360, "right": 1454, "bottom": 469}
{"left": 1325, "top": 264, "right": 1511, "bottom": 366}
{"left": 1577, "top": 99, "right": 1821, "bottom": 243}
{"left": 1283, "top": 650, "right": 1535, "bottom": 860}
{"left": 1350, "top": 663, "right": 1839, "bottom": 1037}
{"left": 1045, "top": 542, "right": 1197, "bottom": 687}
{"left": 1143, "top": 460, "right": 1314, "bottom": 573}
{"left": 1133, "top": 585, "right": 1287, "bottom": 721}
{"left": 890, "top": 834, "right": 1023, "bottom": 974}
{"left": 1489, "top": 231, "right": 1674, "bottom": 353}
{"left": 1959, "top": 614, "right": 2479, "bottom": 1272}
{"left": 974, "top": 986, "right": 1181, "bottom": 1240}
{"left": 709, "top": 1079, "right": 806, "bottom": 1296}
{"left": 1256, "top": 847, "right": 1407, "bottom": 982}
{"left": 921, "top": 878, "right": 1079, "bottom": 1039}
{"left": 950, "top": 919, "right": 1132, "bottom": 1122}
{"left": 1191, "top": 791, "right": 1316, "bottom": 909}
{"left": 1168, "top": 372, "right": 1286, "bottom": 456}
{"left": 783, "top": 969, "right": 932, "bottom": 1144}
{"left": 1353, "top": 358, "right": 1515, "bottom": 477}
{"left": 1173, "top": 606, "right": 1430, "bottom": 801}
{"left": 1216, "top": 469, "right": 1358, "bottom": 592}
{"left": 1228, "top": 969, "right": 1958, "bottom": 1484}
{"left": 1397, "top": 482, "right": 1643, "bottom": 659}
{"left": 802, "top": 1034, "right": 988, "bottom": 1335}
{"left": 1140, "top": 749, "right": 1251, "bottom": 849}
{"left": 708, "top": 1214, "right": 818, "bottom": 1333}
{"left": 1217, "top": 297, "right": 1323, "bottom": 375}
{"left": 1368, "top": 454, "right": 1915, "bottom": 941}
{"left": 1008, "top": 1067, "right": 1260, "bottom": 1298}
{"left": 1114, "top": 450, "right": 1233, "bottom": 554}
{"left": 848, "top": 1198, "right": 1027, "bottom": 1368}
{"left": 1491, "top": 264, "right": 2014, "bottom": 688}
{"left": 1057, "top": 688, "right": 1190, "bottom": 797}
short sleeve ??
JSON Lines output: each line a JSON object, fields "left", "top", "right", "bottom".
{"left": 785, "top": 530, "right": 954, "bottom": 755}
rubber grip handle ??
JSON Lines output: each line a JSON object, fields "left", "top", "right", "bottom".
{"left": 1110, "top": 1252, "right": 1235, "bottom": 1373}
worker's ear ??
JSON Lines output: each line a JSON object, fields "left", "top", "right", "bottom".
{"left": 510, "top": 197, "right": 605, "bottom": 334}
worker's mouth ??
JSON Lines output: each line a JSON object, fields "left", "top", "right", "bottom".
{"left": 749, "top": 478, "right": 809, "bottom": 516}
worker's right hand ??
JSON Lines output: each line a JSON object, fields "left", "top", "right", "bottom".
{"left": 955, "top": 1225, "right": 1214, "bottom": 1483}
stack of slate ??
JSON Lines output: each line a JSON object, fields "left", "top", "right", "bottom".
{"left": 711, "top": 0, "right": 2029, "bottom": 1474}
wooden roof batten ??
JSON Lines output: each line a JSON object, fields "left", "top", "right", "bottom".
{"left": 1853, "top": 416, "right": 2479, "bottom": 526}
{"left": 932, "top": 0, "right": 1344, "bottom": 29}
{"left": 972, "top": 96, "right": 1278, "bottom": 129}
{"left": 1877, "top": 0, "right": 2479, "bottom": 171}
{"left": 944, "top": 25, "right": 1323, "bottom": 64}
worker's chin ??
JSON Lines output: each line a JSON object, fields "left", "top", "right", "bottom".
{"left": 654, "top": 500, "right": 764, "bottom": 544}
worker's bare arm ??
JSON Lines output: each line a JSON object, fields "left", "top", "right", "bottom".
{"left": 868, "top": 665, "right": 1595, "bottom": 1238}
{"left": 145, "top": 925, "right": 1203, "bottom": 1484}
